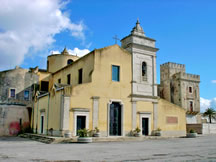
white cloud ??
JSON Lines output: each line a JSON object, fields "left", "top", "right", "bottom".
{"left": 200, "top": 97, "right": 216, "bottom": 112}
{"left": 68, "top": 48, "right": 90, "bottom": 57}
{"left": 212, "top": 80, "right": 216, "bottom": 84}
{"left": 0, "top": 0, "right": 86, "bottom": 70}
{"left": 50, "top": 50, "right": 60, "bottom": 55}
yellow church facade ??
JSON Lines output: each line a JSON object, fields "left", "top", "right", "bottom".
{"left": 33, "top": 21, "right": 186, "bottom": 137}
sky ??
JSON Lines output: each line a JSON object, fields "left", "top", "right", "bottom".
{"left": 0, "top": 0, "right": 215, "bottom": 112}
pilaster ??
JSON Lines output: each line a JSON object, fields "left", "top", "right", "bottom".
{"left": 92, "top": 96, "right": 100, "bottom": 129}
{"left": 131, "top": 101, "right": 137, "bottom": 129}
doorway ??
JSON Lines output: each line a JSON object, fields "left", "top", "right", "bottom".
{"left": 142, "top": 118, "right": 149, "bottom": 135}
{"left": 76, "top": 116, "right": 86, "bottom": 135}
{"left": 109, "top": 102, "right": 121, "bottom": 136}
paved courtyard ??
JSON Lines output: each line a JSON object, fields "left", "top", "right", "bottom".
{"left": 0, "top": 135, "right": 216, "bottom": 162}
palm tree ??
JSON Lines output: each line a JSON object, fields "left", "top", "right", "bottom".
{"left": 203, "top": 108, "right": 216, "bottom": 123}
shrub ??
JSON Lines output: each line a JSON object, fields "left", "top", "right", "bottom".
{"left": 134, "top": 127, "right": 141, "bottom": 133}
{"left": 189, "top": 129, "right": 196, "bottom": 133}
{"left": 77, "top": 128, "right": 89, "bottom": 137}
{"left": 94, "top": 127, "right": 100, "bottom": 133}
{"left": 156, "top": 128, "right": 161, "bottom": 131}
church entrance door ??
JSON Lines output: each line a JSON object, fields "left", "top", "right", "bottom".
{"left": 76, "top": 116, "right": 86, "bottom": 135}
{"left": 109, "top": 102, "right": 121, "bottom": 136}
{"left": 142, "top": 118, "right": 149, "bottom": 135}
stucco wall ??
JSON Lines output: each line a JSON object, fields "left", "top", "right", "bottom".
{"left": 69, "top": 45, "right": 132, "bottom": 136}
{"left": 52, "top": 52, "right": 94, "bottom": 87}
{"left": 0, "top": 105, "right": 29, "bottom": 136}
{"left": 158, "top": 99, "right": 186, "bottom": 137}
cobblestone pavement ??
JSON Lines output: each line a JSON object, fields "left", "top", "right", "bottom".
{"left": 0, "top": 135, "right": 216, "bottom": 162}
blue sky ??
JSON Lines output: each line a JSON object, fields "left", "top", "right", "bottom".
{"left": 0, "top": 0, "right": 215, "bottom": 110}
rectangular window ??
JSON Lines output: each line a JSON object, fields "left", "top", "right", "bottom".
{"left": 58, "top": 78, "right": 61, "bottom": 84}
{"left": 67, "top": 74, "right": 71, "bottom": 85}
{"left": 189, "top": 86, "right": 193, "bottom": 93}
{"left": 78, "top": 68, "right": 83, "bottom": 84}
{"left": 189, "top": 101, "right": 193, "bottom": 111}
{"left": 41, "top": 81, "right": 49, "bottom": 92}
{"left": 112, "top": 65, "right": 120, "bottom": 82}
{"left": 24, "top": 90, "right": 30, "bottom": 100}
{"left": 10, "top": 89, "right": 16, "bottom": 98}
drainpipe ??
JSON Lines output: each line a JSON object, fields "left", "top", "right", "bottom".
{"left": 31, "top": 100, "right": 34, "bottom": 130}
{"left": 46, "top": 93, "right": 50, "bottom": 135}
{"left": 60, "top": 90, "right": 64, "bottom": 136}
{"left": 36, "top": 97, "right": 39, "bottom": 133}
{"left": 31, "top": 84, "right": 35, "bottom": 130}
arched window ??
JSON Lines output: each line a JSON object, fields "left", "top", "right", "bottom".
{"left": 142, "top": 62, "right": 147, "bottom": 81}
{"left": 67, "top": 59, "right": 73, "bottom": 65}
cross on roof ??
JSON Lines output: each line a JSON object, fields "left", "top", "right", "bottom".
{"left": 113, "top": 35, "right": 120, "bottom": 44}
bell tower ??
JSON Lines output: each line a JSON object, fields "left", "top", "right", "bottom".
{"left": 121, "top": 19, "right": 159, "bottom": 100}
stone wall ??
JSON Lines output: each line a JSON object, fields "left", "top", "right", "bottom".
{"left": 0, "top": 67, "right": 39, "bottom": 105}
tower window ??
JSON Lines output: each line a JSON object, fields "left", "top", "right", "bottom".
{"left": 189, "top": 86, "right": 193, "bottom": 93}
{"left": 24, "top": 90, "right": 30, "bottom": 100}
{"left": 67, "top": 59, "right": 73, "bottom": 65}
{"left": 112, "top": 65, "right": 120, "bottom": 82}
{"left": 78, "top": 69, "right": 83, "bottom": 84}
{"left": 67, "top": 74, "right": 71, "bottom": 85}
{"left": 9, "top": 88, "right": 16, "bottom": 98}
{"left": 189, "top": 101, "right": 193, "bottom": 112}
{"left": 142, "top": 62, "right": 147, "bottom": 81}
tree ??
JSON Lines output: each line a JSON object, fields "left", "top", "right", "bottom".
{"left": 204, "top": 108, "right": 216, "bottom": 123}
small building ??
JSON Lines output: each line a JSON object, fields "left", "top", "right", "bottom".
{"left": 0, "top": 66, "right": 39, "bottom": 136}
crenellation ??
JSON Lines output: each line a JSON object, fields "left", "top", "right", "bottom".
{"left": 160, "top": 62, "right": 185, "bottom": 70}
{"left": 174, "top": 72, "right": 200, "bottom": 82}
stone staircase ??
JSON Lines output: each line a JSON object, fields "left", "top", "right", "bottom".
{"left": 19, "top": 133, "right": 167, "bottom": 144}
{"left": 19, "top": 133, "right": 77, "bottom": 144}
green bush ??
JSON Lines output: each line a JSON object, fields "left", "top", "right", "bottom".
{"left": 77, "top": 128, "right": 89, "bottom": 137}
{"left": 156, "top": 128, "right": 161, "bottom": 131}
{"left": 134, "top": 127, "right": 141, "bottom": 133}
{"left": 189, "top": 129, "right": 196, "bottom": 133}
{"left": 94, "top": 127, "right": 100, "bottom": 133}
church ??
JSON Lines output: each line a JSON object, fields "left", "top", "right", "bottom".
{"left": 32, "top": 20, "right": 193, "bottom": 137}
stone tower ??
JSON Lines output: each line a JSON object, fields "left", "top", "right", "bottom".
{"left": 121, "top": 20, "right": 159, "bottom": 129}
{"left": 47, "top": 48, "right": 79, "bottom": 73}
{"left": 159, "top": 62, "right": 200, "bottom": 123}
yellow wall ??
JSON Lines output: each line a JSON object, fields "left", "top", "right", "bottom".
{"left": 33, "top": 91, "right": 62, "bottom": 134}
{"left": 33, "top": 95, "right": 48, "bottom": 133}
{"left": 37, "top": 71, "right": 51, "bottom": 91}
{"left": 69, "top": 45, "right": 132, "bottom": 132}
{"left": 136, "top": 101, "right": 154, "bottom": 130}
{"left": 52, "top": 52, "right": 94, "bottom": 87}
{"left": 158, "top": 99, "right": 186, "bottom": 132}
